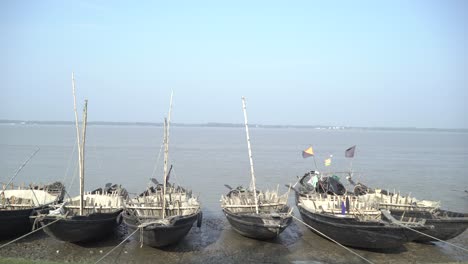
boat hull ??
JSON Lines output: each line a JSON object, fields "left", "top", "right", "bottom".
{"left": 0, "top": 207, "right": 41, "bottom": 239}
{"left": 122, "top": 210, "right": 200, "bottom": 248}
{"left": 297, "top": 205, "right": 413, "bottom": 249}
{"left": 223, "top": 209, "right": 292, "bottom": 240}
{"left": 40, "top": 210, "right": 122, "bottom": 243}
{"left": 391, "top": 209, "right": 468, "bottom": 242}
{"left": 0, "top": 184, "right": 65, "bottom": 239}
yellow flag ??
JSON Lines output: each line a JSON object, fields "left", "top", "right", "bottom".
{"left": 324, "top": 158, "right": 331, "bottom": 166}
{"left": 302, "top": 146, "right": 314, "bottom": 158}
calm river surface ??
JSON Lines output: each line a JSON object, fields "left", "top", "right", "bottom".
{"left": 0, "top": 125, "right": 467, "bottom": 263}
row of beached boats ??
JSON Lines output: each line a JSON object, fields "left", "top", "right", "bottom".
{"left": 1, "top": 78, "right": 467, "bottom": 252}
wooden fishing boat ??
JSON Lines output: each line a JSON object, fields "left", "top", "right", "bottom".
{"left": 296, "top": 170, "right": 468, "bottom": 243}
{"left": 221, "top": 97, "right": 293, "bottom": 240}
{"left": 221, "top": 186, "right": 292, "bottom": 240}
{"left": 38, "top": 74, "right": 125, "bottom": 243}
{"left": 122, "top": 92, "right": 202, "bottom": 248}
{"left": 0, "top": 181, "right": 64, "bottom": 239}
{"left": 39, "top": 190, "right": 124, "bottom": 242}
{"left": 389, "top": 209, "right": 468, "bottom": 242}
{"left": 357, "top": 189, "right": 468, "bottom": 242}
{"left": 297, "top": 193, "right": 430, "bottom": 249}
{"left": 347, "top": 173, "right": 468, "bottom": 242}
{"left": 122, "top": 184, "right": 201, "bottom": 248}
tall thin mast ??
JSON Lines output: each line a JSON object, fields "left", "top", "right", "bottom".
{"left": 162, "top": 91, "right": 174, "bottom": 219}
{"left": 162, "top": 118, "right": 168, "bottom": 218}
{"left": 71, "top": 72, "right": 84, "bottom": 216}
{"left": 241, "top": 96, "right": 259, "bottom": 214}
{"left": 80, "top": 100, "right": 88, "bottom": 216}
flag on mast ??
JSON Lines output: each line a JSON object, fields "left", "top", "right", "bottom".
{"left": 302, "top": 146, "right": 314, "bottom": 158}
{"left": 324, "top": 155, "right": 332, "bottom": 166}
{"left": 345, "top": 145, "right": 356, "bottom": 158}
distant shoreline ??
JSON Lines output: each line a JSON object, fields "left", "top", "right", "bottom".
{"left": 1, "top": 120, "right": 467, "bottom": 133}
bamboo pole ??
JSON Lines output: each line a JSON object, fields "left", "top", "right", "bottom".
{"left": 162, "top": 119, "right": 168, "bottom": 219}
{"left": 166, "top": 90, "right": 173, "bottom": 161}
{"left": 162, "top": 91, "right": 174, "bottom": 219}
{"left": 241, "top": 96, "right": 259, "bottom": 214}
{"left": 71, "top": 72, "right": 84, "bottom": 216}
{"left": 80, "top": 100, "right": 88, "bottom": 216}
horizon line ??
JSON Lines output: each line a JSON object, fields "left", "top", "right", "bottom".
{"left": 0, "top": 119, "right": 467, "bottom": 132}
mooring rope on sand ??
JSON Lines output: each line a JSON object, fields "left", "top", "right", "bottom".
{"left": 291, "top": 215, "right": 375, "bottom": 264}
{"left": 94, "top": 228, "right": 139, "bottom": 264}
{"left": 0, "top": 218, "right": 62, "bottom": 249}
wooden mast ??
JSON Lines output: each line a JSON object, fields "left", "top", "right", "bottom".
{"left": 80, "top": 100, "right": 88, "bottom": 216}
{"left": 162, "top": 91, "right": 174, "bottom": 219}
{"left": 241, "top": 96, "right": 259, "bottom": 214}
{"left": 71, "top": 72, "right": 84, "bottom": 216}
{"left": 162, "top": 118, "right": 168, "bottom": 218}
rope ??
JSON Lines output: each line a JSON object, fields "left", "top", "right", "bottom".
{"left": 396, "top": 223, "right": 468, "bottom": 253}
{"left": 171, "top": 166, "right": 180, "bottom": 186}
{"left": 66, "top": 160, "right": 79, "bottom": 198}
{"left": 2, "top": 147, "right": 40, "bottom": 194}
{"left": 32, "top": 214, "right": 42, "bottom": 230}
{"left": 291, "top": 214, "right": 375, "bottom": 264}
{"left": 94, "top": 228, "right": 139, "bottom": 264}
{"left": 28, "top": 186, "right": 41, "bottom": 207}
{"left": 62, "top": 141, "right": 77, "bottom": 185}
{"left": 139, "top": 226, "right": 144, "bottom": 247}
{"left": 150, "top": 140, "right": 165, "bottom": 180}
{"left": 0, "top": 217, "right": 62, "bottom": 249}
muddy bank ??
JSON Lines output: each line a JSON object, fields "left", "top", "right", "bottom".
{"left": 0, "top": 216, "right": 467, "bottom": 264}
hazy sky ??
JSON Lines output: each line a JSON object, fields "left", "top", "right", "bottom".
{"left": 1, "top": 1, "right": 467, "bottom": 128}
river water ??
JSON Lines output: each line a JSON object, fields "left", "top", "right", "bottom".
{"left": 0, "top": 124, "right": 467, "bottom": 263}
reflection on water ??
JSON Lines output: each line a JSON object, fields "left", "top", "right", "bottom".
{"left": 0, "top": 125, "right": 467, "bottom": 263}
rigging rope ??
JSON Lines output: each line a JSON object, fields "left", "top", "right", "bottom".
{"left": 65, "top": 160, "right": 79, "bottom": 200}
{"left": 291, "top": 214, "right": 375, "bottom": 264}
{"left": 28, "top": 187, "right": 40, "bottom": 207}
{"left": 94, "top": 228, "right": 139, "bottom": 264}
{"left": 0, "top": 217, "right": 61, "bottom": 249}
{"left": 170, "top": 165, "right": 180, "bottom": 186}
{"left": 62, "top": 141, "right": 77, "bottom": 185}
{"left": 150, "top": 140, "right": 165, "bottom": 181}
{"left": 2, "top": 147, "right": 40, "bottom": 192}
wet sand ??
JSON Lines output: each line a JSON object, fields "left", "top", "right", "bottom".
{"left": 1, "top": 215, "right": 467, "bottom": 264}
